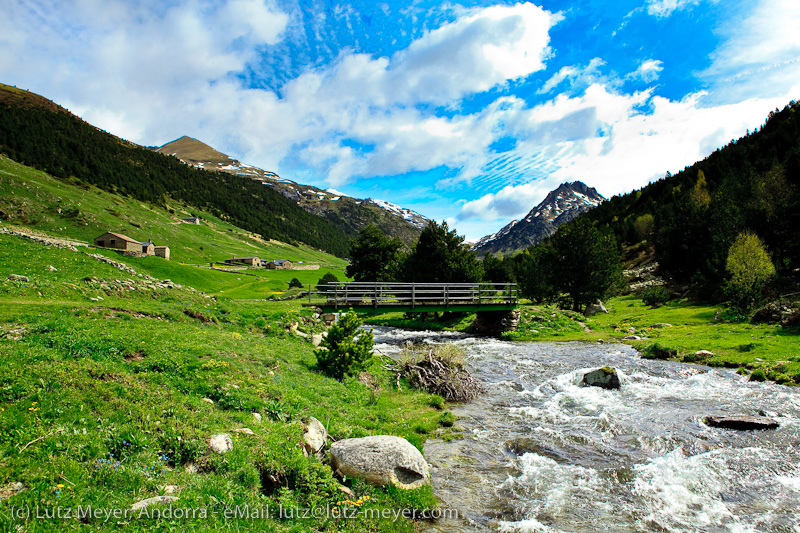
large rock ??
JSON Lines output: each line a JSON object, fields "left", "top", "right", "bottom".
{"left": 584, "top": 300, "right": 608, "bottom": 316}
{"left": 8, "top": 274, "right": 29, "bottom": 282}
{"left": 703, "top": 415, "right": 779, "bottom": 430}
{"left": 330, "top": 435, "right": 430, "bottom": 489}
{"left": 302, "top": 417, "right": 327, "bottom": 457}
{"left": 581, "top": 367, "right": 621, "bottom": 390}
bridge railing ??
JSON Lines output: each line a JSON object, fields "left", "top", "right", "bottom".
{"left": 304, "top": 282, "right": 517, "bottom": 310}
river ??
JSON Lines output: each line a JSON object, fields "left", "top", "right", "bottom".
{"left": 369, "top": 326, "right": 800, "bottom": 532}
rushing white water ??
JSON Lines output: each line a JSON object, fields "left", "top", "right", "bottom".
{"left": 368, "top": 327, "right": 800, "bottom": 532}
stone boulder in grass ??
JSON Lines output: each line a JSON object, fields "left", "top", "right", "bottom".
{"left": 581, "top": 367, "right": 621, "bottom": 390}
{"left": 330, "top": 435, "right": 430, "bottom": 490}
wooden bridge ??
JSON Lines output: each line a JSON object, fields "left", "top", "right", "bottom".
{"left": 303, "top": 282, "right": 518, "bottom": 313}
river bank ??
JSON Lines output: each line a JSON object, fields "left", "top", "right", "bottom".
{"left": 369, "top": 327, "right": 800, "bottom": 532}
{"left": 366, "top": 294, "right": 800, "bottom": 386}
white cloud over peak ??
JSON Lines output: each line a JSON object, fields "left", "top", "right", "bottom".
{"left": 456, "top": 83, "right": 799, "bottom": 228}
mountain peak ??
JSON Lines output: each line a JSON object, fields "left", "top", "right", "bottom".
{"left": 472, "top": 181, "right": 605, "bottom": 256}
{"left": 156, "top": 136, "right": 230, "bottom": 163}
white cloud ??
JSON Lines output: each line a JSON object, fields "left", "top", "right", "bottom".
{"left": 702, "top": 0, "right": 800, "bottom": 101}
{"left": 645, "top": 0, "right": 703, "bottom": 18}
{"left": 0, "top": 0, "right": 288, "bottom": 143}
{"left": 0, "top": 1, "right": 560, "bottom": 186}
{"left": 456, "top": 83, "right": 799, "bottom": 230}
{"left": 458, "top": 181, "right": 554, "bottom": 221}
{"left": 628, "top": 59, "right": 664, "bottom": 82}
{"left": 538, "top": 57, "right": 606, "bottom": 94}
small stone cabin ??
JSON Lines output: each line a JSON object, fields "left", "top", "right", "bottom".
{"left": 225, "top": 257, "right": 262, "bottom": 267}
{"left": 94, "top": 232, "right": 143, "bottom": 253}
{"left": 154, "top": 246, "right": 170, "bottom": 260}
{"left": 182, "top": 217, "right": 201, "bottom": 225}
{"left": 94, "top": 232, "right": 169, "bottom": 259}
{"left": 266, "top": 259, "right": 293, "bottom": 270}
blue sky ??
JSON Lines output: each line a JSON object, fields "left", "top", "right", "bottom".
{"left": 2, "top": 0, "right": 799, "bottom": 240}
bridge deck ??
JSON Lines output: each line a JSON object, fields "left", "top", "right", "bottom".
{"left": 302, "top": 282, "right": 517, "bottom": 313}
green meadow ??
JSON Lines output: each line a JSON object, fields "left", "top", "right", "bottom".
{"left": 0, "top": 230, "right": 453, "bottom": 532}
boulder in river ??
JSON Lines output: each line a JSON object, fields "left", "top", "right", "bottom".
{"left": 504, "top": 438, "right": 566, "bottom": 462}
{"left": 581, "top": 367, "right": 621, "bottom": 390}
{"left": 703, "top": 415, "right": 779, "bottom": 430}
{"left": 330, "top": 435, "right": 430, "bottom": 489}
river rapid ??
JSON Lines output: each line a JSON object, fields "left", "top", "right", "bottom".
{"left": 369, "top": 327, "right": 800, "bottom": 533}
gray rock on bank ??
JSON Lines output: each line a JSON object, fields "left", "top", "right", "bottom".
{"left": 584, "top": 300, "right": 608, "bottom": 316}
{"left": 330, "top": 435, "right": 430, "bottom": 490}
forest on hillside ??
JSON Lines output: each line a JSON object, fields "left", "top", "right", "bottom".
{"left": 503, "top": 101, "right": 800, "bottom": 306}
{"left": 0, "top": 92, "right": 352, "bottom": 256}
{"left": 581, "top": 101, "right": 800, "bottom": 297}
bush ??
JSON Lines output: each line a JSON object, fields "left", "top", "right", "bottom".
{"left": 724, "top": 231, "right": 776, "bottom": 312}
{"left": 288, "top": 277, "right": 303, "bottom": 289}
{"left": 749, "top": 368, "right": 767, "bottom": 382}
{"left": 641, "top": 285, "right": 671, "bottom": 307}
{"left": 315, "top": 310, "right": 374, "bottom": 380}
{"left": 641, "top": 343, "right": 677, "bottom": 360}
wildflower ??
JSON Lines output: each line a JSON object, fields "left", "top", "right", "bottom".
{"left": 56, "top": 484, "right": 64, "bottom": 489}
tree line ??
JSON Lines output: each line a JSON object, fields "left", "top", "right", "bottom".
{"left": 0, "top": 98, "right": 352, "bottom": 256}
{"left": 346, "top": 218, "right": 621, "bottom": 312}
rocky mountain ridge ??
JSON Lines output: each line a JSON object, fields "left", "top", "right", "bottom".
{"left": 472, "top": 181, "right": 605, "bottom": 257}
{"left": 155, "top": 136, "right": 429, "bottom": 245}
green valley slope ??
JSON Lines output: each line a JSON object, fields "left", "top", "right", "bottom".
{"left": 0, "top": 83, "right": 352, "bottom": 257}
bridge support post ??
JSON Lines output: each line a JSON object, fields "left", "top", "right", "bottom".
{"left": 470, "top": 310, "right": 521, "bottom": 336}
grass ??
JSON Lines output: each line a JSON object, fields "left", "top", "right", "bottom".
{"left": 0, "top": 154, "right": 347, "bottom": 268}
{"left": 506, "top": 294, "right": 800, "bottom": 385}
{"left": 0, "top": 231, "right": 452, "bottom": 532}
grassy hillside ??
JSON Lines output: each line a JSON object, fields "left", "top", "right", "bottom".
{"left": 0, "top": 154, "right": 348, "bottom": 298}
{"left": 0, "top": 231, "right": 451, "bottom": 532}
{"left": 0, "top": 83, "right": 352, "bottom": 257}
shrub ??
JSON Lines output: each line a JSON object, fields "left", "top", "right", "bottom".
{"left": 315, "top": 310, "right": 374, "bottom": 380}
{"left": 749, "top": 368, "right": 767, "bottom": 382}
{"left": 724, "top": 231, "right": 776, "bottom": 312}
{"left": 288, "top": 277, "right": 303, "bottom": 289}
{"left": 641, "top": 343, "right": 677, "bottom": 360}
{"left": 641, "top": 285, "right": 671, "bottom": 307}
